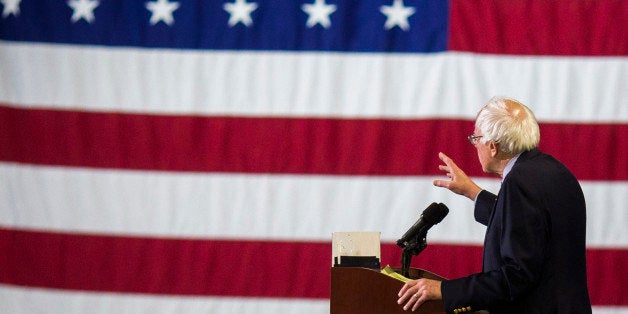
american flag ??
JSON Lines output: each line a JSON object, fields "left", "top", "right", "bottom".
{"left": 0, "top": 0, "right": 626, "bottom": 313}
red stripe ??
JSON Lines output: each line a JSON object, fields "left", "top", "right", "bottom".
{"left": 0, "top": 228, "right": 625, "bottom": 305}
{"left": 448, "top": 0, "right": 628, "bottom": 56}
{"left": 0, "top": 105, "right": 626, "bottom": 180}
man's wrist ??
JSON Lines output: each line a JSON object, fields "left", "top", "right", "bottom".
{"left": 467, "top": 187, "right": 482, "bottom": 201}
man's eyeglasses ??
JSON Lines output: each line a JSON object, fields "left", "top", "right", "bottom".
{"left": 468, "top": 134, "right": 483, "bottom": 145}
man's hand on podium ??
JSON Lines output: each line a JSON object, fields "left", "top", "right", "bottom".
{"left": 397, "top": 278, "right": 442, "bottom": 311}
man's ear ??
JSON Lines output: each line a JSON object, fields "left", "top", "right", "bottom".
{"left": 489, "top": 141, "right": 499, "bottom": 157}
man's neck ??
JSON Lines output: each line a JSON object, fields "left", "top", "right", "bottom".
{"left": 493, "top": 152, "right": 517, "bottom": 177}
{"left": 499, "top": 153, "right": 521, "bottom": 179}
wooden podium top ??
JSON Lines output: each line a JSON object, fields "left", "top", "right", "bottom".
{"left": 330, "top": 267, "right": 446, "bottom": 314}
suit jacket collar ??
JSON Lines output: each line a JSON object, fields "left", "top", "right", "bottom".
{"left": 502, "top": 148, "right": 541, "bottom": 182}
{"left": 516, "top": 148, "right": 541, "bottom": 164}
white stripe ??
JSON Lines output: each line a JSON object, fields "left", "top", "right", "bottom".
{"left": 1, "top": 163, "right": 625, "bottom": 247}
{"left": 593, "top": 307, "right": 628, "bottom": 314}
{"left": 1, "top": 41, "right": 626, "bottom": 122}
{"left": 0, "top": 285, "right": 623, "bottom": 314}
{"left": 0, "top": 285, "right": 328, "bottom": 314}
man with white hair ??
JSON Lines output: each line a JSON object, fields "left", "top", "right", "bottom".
{"left": 397, "top": 97, "right": 591, "bottom": 313}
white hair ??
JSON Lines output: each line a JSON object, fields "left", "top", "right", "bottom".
{"left": 475, "top": 96, "right": 540, "bottom": 154}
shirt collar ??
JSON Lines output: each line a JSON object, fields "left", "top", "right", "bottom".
{"left": 502, "top": 153, "right": 521, "bottom": 180}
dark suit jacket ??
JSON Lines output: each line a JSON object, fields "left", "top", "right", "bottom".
{"left": 441, "top": 149, "right": 591, "bottom": 314}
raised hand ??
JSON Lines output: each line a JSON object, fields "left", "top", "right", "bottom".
{"left": 433, "top": 152, "right": 482, "bottom": 201}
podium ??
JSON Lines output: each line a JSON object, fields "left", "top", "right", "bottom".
{"left": 330, "top": 267, "right": 446, "bottom": 314}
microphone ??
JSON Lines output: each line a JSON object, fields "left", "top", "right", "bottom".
{"left": 396, "top": 202, "right": 449, "bottom": 248}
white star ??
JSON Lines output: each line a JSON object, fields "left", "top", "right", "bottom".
{"left": 1, "top": 0, "right": 21, "bottom": 17}
{"left": 146, "top": 0, "right": 180, "bottom": 26}
{"left": 302, "top": 0, "right": 336, "bottom": 29}
{"left": 380, "top": 0, "right": 415, "bottom": 31}
{"left": 223, "top": 0, "right": 258, "bottom": 27}
{"left": 68, "top": 0, "right": 100, "bottom": 23}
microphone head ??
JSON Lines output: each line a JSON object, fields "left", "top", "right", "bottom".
{"left": 396, "top": 202, "right": 450, "bottom": 248}
{"left": 421, "top": 202, "right": 449, "bottom": 225}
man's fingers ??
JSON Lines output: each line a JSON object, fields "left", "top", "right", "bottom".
{"left": 397, "top": 289, "right": 413, "bottom": 306}
{"left": 398, "top": 282, "right": 412, "bottom": 297}
{"left": 401, "top": 291, "right": 418, "bottom": 311}
{"left": 403, "top": 290, "right": 426, "bottom": 312}
{"left": 398, "top": 280, "right": 417, "bottom": 302}
{"left": 439, "top": 152, "right": 458, "bottom": 169}
{"left": 411, "top": 294, "right": 426, "bottom": 311}
{"left": 433, "top": 179, "right": 449, "bottom": 188}
{"left": 438, "top": 152, "right": 452, "bottom": 165}
{"left": 398, "top": 281, "right": 419, "bottom": 308}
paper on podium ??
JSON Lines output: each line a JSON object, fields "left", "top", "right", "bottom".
{"left": 381, "top": 265, "right": 410, "bottom": 283}
{"left": 332, "top": 231, "right": 380, "bottom": 267}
